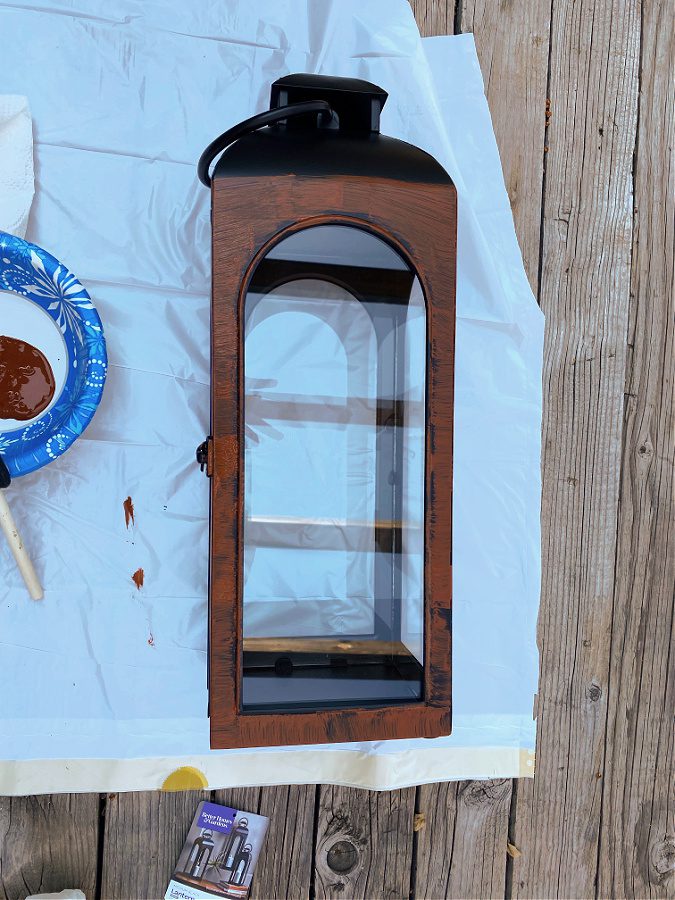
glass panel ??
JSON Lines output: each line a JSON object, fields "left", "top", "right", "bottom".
{"left": 242, "top": 225, "right": 425, "bottom": 712}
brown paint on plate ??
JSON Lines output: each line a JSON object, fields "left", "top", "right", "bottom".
{"left": 123, "top": 496, "right": 135, "bottom": 528}
{"left": 0, "top": 335, "right": 56, "bottom": 420}
{"left": 132, "top": 567, "right": 144, "bottom": 590}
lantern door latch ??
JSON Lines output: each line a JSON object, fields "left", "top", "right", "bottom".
{"left": 196, "top": 437, "right": 213, "bottom": 477}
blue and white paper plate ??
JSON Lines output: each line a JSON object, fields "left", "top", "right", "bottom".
{"left": 0, "top": 231, "right": 107, "bottom": 477}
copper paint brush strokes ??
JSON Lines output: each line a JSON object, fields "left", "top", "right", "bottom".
{"left": 0, "top": 335, "right": 56, "bottom": 421}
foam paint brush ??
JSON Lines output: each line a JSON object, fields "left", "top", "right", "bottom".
{"left": 0, "top": 455, "right": 43, "bottom": 600}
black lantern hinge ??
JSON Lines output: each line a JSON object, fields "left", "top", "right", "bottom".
{"left": 196, "top": 437, "right": 213, "bottom": 477}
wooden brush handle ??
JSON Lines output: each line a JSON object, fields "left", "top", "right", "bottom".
{"left": 0, "top": 489, "right": 43, "bottom": 600}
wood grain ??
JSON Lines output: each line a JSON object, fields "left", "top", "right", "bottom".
{"left": 314, "top": 785, "right": 416, "bottom": 899}
{"left": 244, "top": 638, "right": 410, "bottom": 656}
{"left": 414, "top": 779, "right": 512, "bottom": 899}
{"left": 597, "top": 0, "right": 675, "bottom": 896}
{"left": 252, "top": 786, "right": 316, "bottom": 900}
{"left": 209, "top": 175, "right": 456, "bottom": 749}
{"left": 211, "top": 786, "right": 262, "bottom": 814}
{"left": 458, "top": 0, "right": 550, "bottom": 288}
{"left": 100, "top": 790, "right": 209, "bottom": 900}
{"left": 451, "top": 2, "right": 552, "bottom": 895}
{"left": 510, "top": 0, "right": 641, "bottom": 897}
{"left": 410, "top": 0, "right": 455, "bottom": 37}
{"left": 0, "top": 794, "right": 99, "bottom": 899}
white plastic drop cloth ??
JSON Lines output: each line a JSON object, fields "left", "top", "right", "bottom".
{"left": 0, "top": 0, "right": 543, "bottom": 793}
{"left": 0, "top": 95, "right": 33, "bottom": 239}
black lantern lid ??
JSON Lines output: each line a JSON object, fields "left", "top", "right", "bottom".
{"left": 210, "top": 73, "right": 451, "bottom": 186}
{"left": 270, "top": 73, "right": 387, "bottom": 133}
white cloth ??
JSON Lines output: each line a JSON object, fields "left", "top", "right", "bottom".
{"left": 0, "top": 1, "right": 543, "bottom": 792}
{"left": 0, "top": 95, "right": 34, "bottom": 237}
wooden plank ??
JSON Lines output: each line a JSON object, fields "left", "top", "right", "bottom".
{"left": 458, "top": 0, "right": 551, "bottom": 288}
{"left": 244, "top": 638, "right": 410, "bottom": 656}
{"left": 410, "top": 0, "right": 455, "bottom": 37}
{"left": 211, "top": 786, "right": 262, "bottom": 813}
{"left": 251, "top": 785, "right": 316, "bottom": 900}
{"left": 100, "top": 789, "right": 209, "bottom": 900}
{"left": 597, "top": 1, "right": 675, "bottom": 896}
{"left": 314, "top": 786, "right": 416, "bottom": 899}
{"left": 0, "top": 794, "right": 99, "bottom": 899}
{"left": 447, "top": 3, "right": 552, "bottom": 896}
{"left": 510, "top": 0, "right": 641, "bottom": 897}
{"left": 414, "top": 779, "right": 512, "bottom": 899}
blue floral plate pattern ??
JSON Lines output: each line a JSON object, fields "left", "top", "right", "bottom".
{"left": 0, "top": 231, "right": 107, "bottom": 477}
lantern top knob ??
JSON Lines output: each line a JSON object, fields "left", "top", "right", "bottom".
{"left": 271, "top": 73, "right": 388, "bottom": 134}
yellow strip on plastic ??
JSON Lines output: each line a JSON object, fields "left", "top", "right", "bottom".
{"left": 0, "top": 745, "right": 535, "bottom": 795}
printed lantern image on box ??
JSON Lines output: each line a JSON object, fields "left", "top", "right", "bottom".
{"left": 197, "top": 74, "right": 456, "bottom": 749}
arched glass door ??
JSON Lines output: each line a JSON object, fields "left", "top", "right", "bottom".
{"left": 242, "top": 224, "right": 425, "bottom": 711}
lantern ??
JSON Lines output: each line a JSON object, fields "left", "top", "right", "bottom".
{"left": 183, "top": 829, "right": 215, "bottom": 878}
{"left": 221, "top": 816, "right": 249, "bottom": 871}
{"left": 230, "top": 843, "right": 253, "bottom": 886}
{"left": 198, "top": 74, "right": 456, "bottom": 749}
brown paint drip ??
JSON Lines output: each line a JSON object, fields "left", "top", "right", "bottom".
{"left": 0, "top": 335, "right": 56, "bottom": 420}
{"left": 132, "top": 567, "right": 144, "bottom": 590}
{"left": 123, "top": 496, "right": 135, "bottom": 528}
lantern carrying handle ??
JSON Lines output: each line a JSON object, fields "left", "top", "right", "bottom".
{"left": 197, "top": 100, "right": 333, "bottom": 188}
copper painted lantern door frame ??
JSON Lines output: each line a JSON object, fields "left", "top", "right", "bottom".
{"left": 209, "top": 174, "right": 455, "bottom": 750}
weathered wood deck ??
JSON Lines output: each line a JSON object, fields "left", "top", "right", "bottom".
{"left": 1, "top": 0, "right": 672, "bottom": 897}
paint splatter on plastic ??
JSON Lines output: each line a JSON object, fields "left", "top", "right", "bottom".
{"left": 132, "top": 567, "right": 144, "bottom": 590}
{"left": 123, "top": 496, "right": 135, "bottom": 528}
{"left": 147, "top": 632, "right": 154, "bottom": 646}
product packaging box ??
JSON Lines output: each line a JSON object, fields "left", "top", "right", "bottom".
{"left": 165, "top": 800, "right": 269, "bottom": 899}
